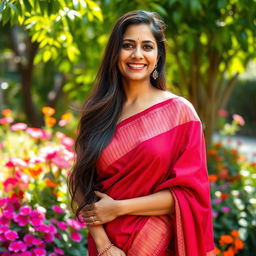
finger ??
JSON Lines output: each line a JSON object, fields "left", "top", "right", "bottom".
{"left": 94, "top": 191, "right": 107, "bottom": 198}
{"left": 86, "top": 220, "right": 101, "bottom": 226}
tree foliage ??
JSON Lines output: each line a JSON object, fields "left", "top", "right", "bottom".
{"left": 0, "top": 0, "right": 256, "bottom": 141}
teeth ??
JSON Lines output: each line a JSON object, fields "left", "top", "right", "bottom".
{"left": 128, "top": 64, "right": 145, "bottom": 68}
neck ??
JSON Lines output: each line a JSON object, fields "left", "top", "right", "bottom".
{"left": 122, "top": 79, "right": 157, "bottom": 104}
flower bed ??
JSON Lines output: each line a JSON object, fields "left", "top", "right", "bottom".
{"left": 0, "top": 108, "right": 87, "bottom": 256}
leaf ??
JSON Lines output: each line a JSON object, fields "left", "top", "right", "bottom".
{"left": 43, "top": 50, "right": 52, "bottom": 62}
{"left": 34, "top": 53, "right": 42, "bottom": 65}
{"left": 7, "top": 2, "right": 19, "bottom": 14}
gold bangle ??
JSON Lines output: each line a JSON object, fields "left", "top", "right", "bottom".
{"left": 97, "top": 243, "right": 114, "bottom": 256}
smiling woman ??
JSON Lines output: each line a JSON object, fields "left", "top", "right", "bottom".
{"left": 68, "top": 10, "right": 215, "bottom": 256}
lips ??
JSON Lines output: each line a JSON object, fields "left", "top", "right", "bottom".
{"left": 127, "top": 63, "right": 146, "bottom": 70}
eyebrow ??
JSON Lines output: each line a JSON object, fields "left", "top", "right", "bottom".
{"left": 122, "top": 39, "right": 155, "bottom": 44}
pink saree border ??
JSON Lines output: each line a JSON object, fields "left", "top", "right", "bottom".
{"left": 171, "top": 190, "right": 186, "bottom": 256}
{"left": 127, "top": 215, "right": 172, "bottom": 256}
{"left": 97, "top": 97, "right": 200, "bottom": 172}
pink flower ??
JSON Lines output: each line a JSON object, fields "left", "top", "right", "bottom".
{"left": 8, "top": 240, "right": 27, "bottom": 252}
{"left": 23, "top": 234, "right": 36, "bottom": 246}
{"left": 0, "top": 226, "right": 9, "bottom": 234}
{"left": 66, "top": 218, "right": 85, "bottom": 230}
{"left": 26, "top": 128, "right": 51, "bottom": 140}
{"left": 3, "top": 177, "right": 18, "bottom": 192}
{"left": 0, "top": 216, "right": 9, "bottom": 225}
{"left": 218, "top": 109, "right": 228, "bottom": 117}
{"left": 49, "top": 254, "right": 58, "bottom": 256}
{"left": 213, "top": 198, "right": 222, "bottom": 204}
{"left": 20, "top": 252, "right": 32, "bottom": 256}
{"left": 4, "top": 230, "right": 18, "bottom": 241}
{"left": 32, "top": 248, "right": 46, "bottom": 256}
{"left": 19, "top": 206, "right": 32, "bottom": 216}
{"left": 10, "top": 123, "right": 28, "bottom": 131}
{"left": 32, "top": 238, "right": 44, "bottom": 247}
{"left": 233, "top": 114, "right": 245, "bottom": 126}
{"left": 44, "top": 233, "right": 54, "bottom": 242}
{"left": 14, "top": 214, "right": 29, "bottom": 226}
{"left": 57, "top": 221, "right": 68, "bottom": 230}
{"left": 3, "top": 209, "right": 15, "bottom": 219}
{"left": 30, "top": 210, "right": 45, "bottom": 226}
{"left": 56, "top": 132, "right": 65, "bottom": 139}
{"left": 212, "top": 211, "right": 218, "bottom": 218}
{"left": 70, "top": 231, "right": 82, "bottom": 242}
{"left": 58, "top": 119, "right": 68, "bottom": 127}
{"left": 52, "top": 205, "right": 64, "bottom": 214}
{"left": 52, "top": 155, "right": 70, "bottom": 169}
{"left": 5, "top": 158, "right": 27, "bottom": 168}
{"left": 222, "top": 206, "right": 230, "bottom": 213}
{"left": 61, "top": 137, "right": 74, "bottom": 148}
{"left": 0, "top": 233, "right": 7, "bottom": 242}
{"left": 0, "top": 198, "right": 7, "bottom": 207}
{"left": 54, "top": 248, "right": 64, "bottom": 255}
{"left": 0, "top": 117, "right": 14, "bottom": 125}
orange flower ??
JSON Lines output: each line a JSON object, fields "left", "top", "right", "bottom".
{"left": 219, "top": 235, "right": 233, "bottom": 245}
{"left": 45, "top": 178, "right": 58, "bottom": 187}
{"left": 223, "top": 247, "right": 235, "bottom": 256}
{"left": 42, "top": 106, "right": 55, "bottom": 116}
{"left": 208, "top": 174, "right": 218, "bottom": 182}
{"left": 214, "top": 247, "right": 221, "bottom": 255}
{"left": 2, "top": 109, "right": 12, "bottom": 117}
{"left": 25, "top": 166, "right": 43, "bottom": 178}
{"left": 61, "top": 112, "right": 73, "bottom": 121}
{"left": 218, "top": 168, "right": 229, "bottom": 180}
{"left": 208, "top": 149, "right": 217, "bottom": 156}
{"left": 215, "top": 142, "right": 222, "bottom": 148}
{"left": 230, "top": 149, "right": 238, "bottom": 155}
{"left": 215, "top": 156, "right": 224, "bottom": 162}
{"left": 230, "top": 230, "right": 239, "bottom": 238}
{"left": 221, "top": 193, "right": 229, "bottom": 199}
{"left": 234, "top": 238, "right": 244, "bottom": 250}
{"left": 45, "top": 117, "right": 56, "bottom": 127}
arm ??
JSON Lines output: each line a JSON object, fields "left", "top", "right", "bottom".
{"left": 117, "top": 189, "right": 174, "bottom": 216}
{"left": 83, "top": 189, "right": 174, "bottom": 226}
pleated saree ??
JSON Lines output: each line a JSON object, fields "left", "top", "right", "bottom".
{"left": 88, "top": 96, "right": 215, "bottom": 256}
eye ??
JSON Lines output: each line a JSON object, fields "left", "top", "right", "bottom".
{"left": 122, "top": 43, "right": 133, "bottom": 49}
{"left": 143, "top": 44, "right": 154, "bottom": 50}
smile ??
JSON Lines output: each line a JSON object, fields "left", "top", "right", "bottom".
{"left": 127, "top": 63, "right": 146, "bottom": 70}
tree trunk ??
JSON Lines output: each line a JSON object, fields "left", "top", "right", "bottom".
{"left": 9, "top": 26, "right": 42, "bottom": 127}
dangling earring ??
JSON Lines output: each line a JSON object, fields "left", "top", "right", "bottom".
{"left": 152, "top": 64, "right": 158, "bottom": 80}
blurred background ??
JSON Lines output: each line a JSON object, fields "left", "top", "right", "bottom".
{"left": 0, "top": 1, "right": 255, "bottom": 255}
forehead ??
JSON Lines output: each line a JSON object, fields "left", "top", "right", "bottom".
{"left": 123, "top": 24, "right": 156, "bottom": 42}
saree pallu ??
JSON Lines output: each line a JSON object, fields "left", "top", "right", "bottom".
{"left": 88, "top": 97, "right": 215, "bottom": 256}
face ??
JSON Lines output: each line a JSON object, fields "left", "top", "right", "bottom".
{"left": 118, "top": 24, "right": 158, "bottom": 84}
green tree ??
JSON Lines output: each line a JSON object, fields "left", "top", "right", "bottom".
{"left": 160, "top": 0, "right": 256, "bottom": 143}
{"left": 0, "top": 0, "right": 103, "bottom": 126}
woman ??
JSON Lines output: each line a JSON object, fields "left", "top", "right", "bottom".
{"left": 68, "top": 10, "right": 215, "bottom": 256}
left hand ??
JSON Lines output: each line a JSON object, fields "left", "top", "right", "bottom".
{"left": 82, "top": 191, "right": 120, "bottom": 226}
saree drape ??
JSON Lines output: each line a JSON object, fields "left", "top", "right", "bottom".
{"left": 88, "top": 96, "right": 215, "bottom": 256}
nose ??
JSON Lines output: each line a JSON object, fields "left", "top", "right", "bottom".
{"left": 132, "top": 46, "right": 143, "bottom": 59}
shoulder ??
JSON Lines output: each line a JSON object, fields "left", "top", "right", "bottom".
{"left": 165, "top": 93, "right": 200, "bottom": 123}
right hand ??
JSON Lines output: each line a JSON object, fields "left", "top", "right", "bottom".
{"left": 99, "top": 245, "right": 126, "bottom": 256}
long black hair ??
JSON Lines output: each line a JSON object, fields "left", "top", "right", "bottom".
{"left": 68, "top": 10, "right": 167, "bottom": 218}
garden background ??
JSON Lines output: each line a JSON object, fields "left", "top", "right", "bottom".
{"left": 0, "top": 0, "right": 256, "bottom": 255}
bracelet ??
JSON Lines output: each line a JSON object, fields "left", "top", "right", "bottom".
{"left": 97, "top": 243, "right": 114, "bottom": 256}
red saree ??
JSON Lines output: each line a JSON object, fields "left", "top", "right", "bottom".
{"left": 88, "top": 96, "right": 215, "bottom": 256}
